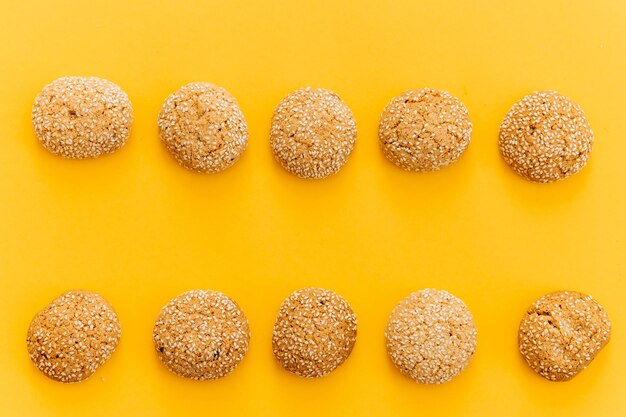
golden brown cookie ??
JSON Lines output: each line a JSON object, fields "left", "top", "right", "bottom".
{"left": 272, "top": 288, "right": 357, "bottom": 377}
{"left": 385, "top": 289, "right": 477, "bottom": 384}
{"left": 518, "top": 291, "right": 611, "bottom": 381}
{"left": 153, "top": 290, "right": 250, "bottom": 380}
{"left": 379, "top": 88, "right": 471, "bottom": 172}
{"left": 158, "top": 83, "right": 248, "bottom": 173}
{"left": 499, "top": 91, "right": 593, "bottom": 182}
{"left": 270, "top": 88, "right": 357, "bottom": 179}
{"left": 26, "top": 290, "right": 121, "bottom": 383}
{"left": 32, "top": 76, "right": 133, "bottom": 159}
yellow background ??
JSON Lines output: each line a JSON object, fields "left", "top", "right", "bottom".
{"left": 0, "top": 0, "right": 625, "bottom": 416}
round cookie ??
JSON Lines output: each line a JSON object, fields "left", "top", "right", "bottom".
{"left": 499, "top": 91, "right": 593, "bottom": 183}
{"left": 379, "top": 88, "right": 472, "bottom": 172}
{"left": 26, "top": 290, "right": 121, "bottom": 383}
{"left": 32, "top": 76, "right": 133, "bottom": 159}
{"left": 153, "top": 290, "right": 250, "bottom": 380}
{"left": 272, "top": 287, "right": 357, "bottom": 377}
{"left": 518, "top": 291, "right": 611, "bottom": 382}
{"left": 158, "top": 82, "right": 248, "bottom": 173}
{"left": 270, "top": 87, "right": 357, "bottom": 179}
{"left": 385, "top": 289, "right": 477, "bottom": 384}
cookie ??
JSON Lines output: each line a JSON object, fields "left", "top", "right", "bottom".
{"left": 158, "top": 83, "right": 248, "bottom": 173}
{"left": 32, "top": 76, "right": 133, "bottom": 159}
{"left": 153, "top": 290, "right": 250, "bottom": 380}
{"left": 26, "top": 290, "right": 121, "bottom": 383}
{"left": 379, "top": 88, "right": 471, "bottom": 172}
{"left": 385, "top": 289, "right": 477, "bottom": 384}
{"left": 272, "top": 288, "right": 357, "bottom": 377}
{"left": 518, "top": 291, "right": 611, "bottom": 381}
{"left": 499, "top": 91, "right": 593, "bottom": 182}
{"left": 270, "top": 88, "right": 357, "bottom": 179}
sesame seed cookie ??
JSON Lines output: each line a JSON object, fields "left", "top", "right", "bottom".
{"left": 272, "top": 288, "right": 357, "bottom": 377}
{"left": 158, "top": 83, "right": 248, "bottom": 173}
{"left": 153, "top": 290, "right": 250, "bottom": 380}
{"left": 270, "top": 88, "right": 357, "bottom": 179}
{"left": 385, "top": 289, "right": 477, "bottom": 384}
{"left": 518, "top": 291, "right": 611, "bottom": 382}
{"left": 379, "top": 88, "right": 471, "bottom": 172}
{"left": 32, "top": 76, "right": 133, "bottom": 159}
{"left": 499, "top": 91, "right": 593, "bottom": 183}
{"left": 26, "top": 290, "right": 121, "bottom": 383}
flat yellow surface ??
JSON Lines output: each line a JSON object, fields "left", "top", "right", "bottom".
{"left": 1, "top": 0, "right": 625, "bottom": 416}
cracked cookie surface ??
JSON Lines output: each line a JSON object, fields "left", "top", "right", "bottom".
{"left": 518, "top": 291, "right": 611, "bottom": 381}
{"left": 32, "top": 76, "right": 133, "bottom": 159}
{"left": 26, "top": 290, "right": 121, "bottom": 383}
{"left": 270, "top": 88, "right": 357, "bottom": 179}
{"left": 158, "top": 83, "right": 248, "bottom": 173}
{"left": 153, "top": 289, "right": 250, "bottom": 380}
{"left": 272, "top": 287, "right": 357, "bottom": 377}
{"left": 385, "top": 288, "right": 477, "bottom": 384}
{"left": 499, "top": 91, "right": 593, "bottom": 183}
{"left": 378, "top": 88, "right": 471, "bottom": 172}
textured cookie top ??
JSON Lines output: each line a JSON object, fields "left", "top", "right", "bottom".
{"left": 153, "top": 290, "right": 250, "bottom": 380}
{"left": 518, "top": 291, "right": 611, "bottom": 382}
{"left": 270, "top": 88, "right": 357, "bottom": 179}
{"left": 32, "top": 76, "right": 133, "bottom": 159}
{"left": 379, "top": 88, "right": 471, "bottom": 172}
{"left": 272, "top": 287, "right": 357, "bottom": 377}
{"left": 385, "top": 289, "right": 477, "bottom": 384}
{"left": 499, "top": 91, "right": 593, "bottom": 183}
{"left": 158, "top": 82, "right": 248, "bottom": 173}
{"left": 26, "top": 290, "right": 121, "bottom": 383}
